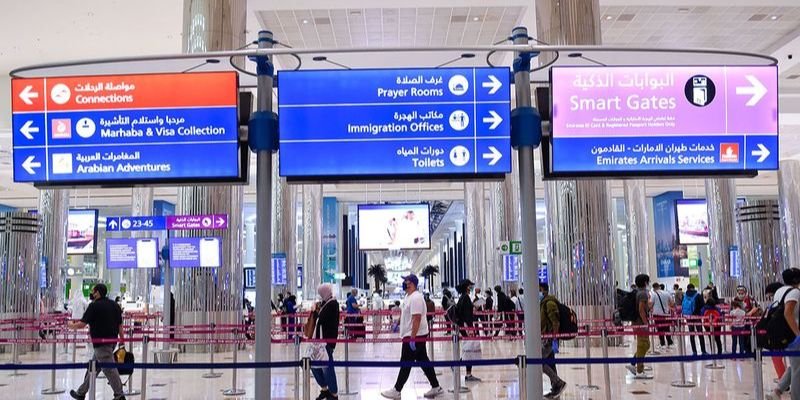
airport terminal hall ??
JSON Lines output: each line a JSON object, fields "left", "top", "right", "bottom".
{"left": 2, "top": 0, "right": 800, "bottom": 399}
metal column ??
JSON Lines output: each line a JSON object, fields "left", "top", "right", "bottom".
{"left": 512, "top": 27, "right": 544, "bottom": 400}
{"left": 254, "top": 30, "right": 276, "bottom": 400}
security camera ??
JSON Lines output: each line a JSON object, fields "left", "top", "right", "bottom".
{"left": 789, "top": 54, "right": 794, "bottom": 60}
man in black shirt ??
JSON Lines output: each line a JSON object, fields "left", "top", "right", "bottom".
{"left": 68, "top": 284, "right": 126, "bottom": 400}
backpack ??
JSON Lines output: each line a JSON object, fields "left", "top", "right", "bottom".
{"left": 756, "top": 288, "right": 798, "bottom": 350}
{"left": 114, "top": 346, "right": 135, "bottom": 376}
{"left": 556, "top": 301, "right": 579, "bottom": 340}
{"left": 617, "top": 289, "right": 639, "bottom": 322}
{"left": 682, "top": 292, "right": 698, "bottom": 316}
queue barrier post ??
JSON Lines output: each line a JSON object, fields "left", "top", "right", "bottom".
{"left": 517, "top": 355, "right": 527, "bottom": 400}
{"left": 671, "top": 318, "right": 696, "bottom": 388}
{"left": 751, "top": 326, "right": 764, "bottom": 400}
{"left": 72, "top": 330, "right": 78, "bottom": 364}
{"left": 41, "top": 335, "right": 65, "bottom": 395}
{"left": 601, "top": 329, "right": 612, "bottom": 400}
{"left": 140, "top": 335, "right": 149, "bottom": 400}
{"left": 704, "top": 325, "right": 725, "bottom": 370}
{"left": 340, "top": 335, "right": 358, "bottom": 396}
{"left": 302, "top": 357, "right": 311, "bottom": 400}
{"left": 88, "top": 359, "right": 97, "bottom": 400}
{"left": 447, "top": 334, "right": 469, "bottom": 397}
{"left": 294, "top": 335, "right": 301, "bottom": 400}
{"left": 10, "top": 325, "right": 25, "bottom": 377}
{"left": 578, "top": 325, "right": 599, "bottom": 390}
{"left": 222, "top": 329, "right": 246, "bottom": 396}
{"left": 430, "top": 318, "right": 442, "bottom": 376}
{"left": 202, "top": 323, "right": 223, "bottom": 379}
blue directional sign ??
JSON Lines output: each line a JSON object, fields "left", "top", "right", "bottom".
{"left": 278, "top": 67, "right": 512, "bottom": 180}
{"left": 11, "top": 72, "right": 246, "bottom": 186}
{"left": 106, "top": 216, "right": 166, "bottom": 232}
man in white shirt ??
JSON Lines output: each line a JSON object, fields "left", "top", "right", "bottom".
{"left": 650, "top": 283, "right": 674, "bottom": 348}
{"left": 382, "top": 274, "right": 443, "bottom": 399}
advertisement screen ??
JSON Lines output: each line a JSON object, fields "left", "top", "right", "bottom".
{"left": 358, "top": 203, "right": 430, "bottom": 251}
{"left": 67, "top": 209, "right": 98, "bottom": 255}
{"left": 169, "top": 237, "right": 222, "bottom": 268}
{"left": 106, "top": 238, "right": 159, "bottom": 269}
{"left": 675, "top": 199, "right": 709, "bottom": 245}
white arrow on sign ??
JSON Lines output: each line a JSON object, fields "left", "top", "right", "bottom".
{"left": 482, "top": 146, "right": 503, "bottom": 166}
{"left": 482, "top": 75, "right": 502, "bottom": 95}
{"left": 752, "top": 143, "right": 771, "bottom": 163}
{"left": 22, "top": 156, "right": 41, "bottom": 175}
{"left": 216, "top": 217, "right": 225, "bottom": 227}
{"left": 19, "top": 85, "right": 39, "bottom": 105}
{"left": 20, "top": 121, "right": 39, "bottom": 140}
{"left": 735, "top": 75, "right": 767, "bottom": 107}
{"left": 107, "top": 220, "right": 118, "bottom": 230}
{"left": 482, "top": 110, "right": 503, "bottom": 130}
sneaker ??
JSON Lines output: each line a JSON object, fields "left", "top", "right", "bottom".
{"left": 465, "top": 375, "right": 482, "bottom": 382}
{"left": 381, "top": 388, "right": 402, "bottom": 399}
{"left": 424, "top": 386, "right": 444, "bottom": 398}
{"left": 69, "top": 391, "right": 85, "bottom": 400}
{"left": 633, "top": 373, "right": 654, "bottom": 380}
{"left": 625, "top": 365, "right": 637, "bottom": 376}
{"left": 545, "top": 380, "right": 567, "bottom": 399}
{"left": 316, "top": 390, "right": 331, "bottom": 400}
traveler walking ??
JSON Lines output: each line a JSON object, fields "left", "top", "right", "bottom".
{"left": 495, "top": 286, "right": 515, "bottom": 337}
{"left": 673, "top": 284, "right": 684, "bottom": 307}
{"left": 765, "top": 282, "right": 788, "bottom": 379}
{"left": 381, "top": 274, "right": 443, "bottom": 399}
{"left": 650, "top": 283, "right": 674, "bottom": 349}
{"left": 766, "top": 268, "right": 800, "bottom": 400}
{"left": 68, "top": 283, "right": 126, "bottom": 400}
{"left": 682, "top": 284, "right": 707, "bottom": 356}
{"left": 483, "top": 290, "right": 495, "bottom": 337}
{"left": 540, "top": 283, "right": 567, "bottom": 399}
{"left": 310, "top": 284, "right": 341, "bottom": 400}
{"left": 625, "top": 274, "right": 652, "bottom": 378}
{"left": 455, "top": 279, "right": 481, "bottom": 382}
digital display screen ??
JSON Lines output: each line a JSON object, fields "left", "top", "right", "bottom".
{"left": 169, "top": 237, "right": 222, "bottom": 268}
{"left": 358, "top": 203, "right": 430, "bottom": 251}
{"left": 675, "top": 199, "right": 709, "bottom": 245}
{"left": 106, "top": 238, "right": 159, "bottom": 269}
{"left": 67, "top": 209, "right": 98, "bottom": 255}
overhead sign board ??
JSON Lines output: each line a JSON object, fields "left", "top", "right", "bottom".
{"left": 106, "top": 238, "right": 159, "bottom": 269}
{"left": 169, "top": 237, "right": 222, "bottom": 268}
{"left": 278, "top": 67, "right": 512, "bottom": 181}
{"left": 11, "top": 72, "right": 246, "bottom": 186}
{"left": 543, "top": 65, "right": 778, "bottom": 178}
{"left": 106, "top": 214, "right": 228, "bottom": 231}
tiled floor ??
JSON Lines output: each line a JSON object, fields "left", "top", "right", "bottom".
{"left": 0, "top": 338, "right": 779, "bottom": 399}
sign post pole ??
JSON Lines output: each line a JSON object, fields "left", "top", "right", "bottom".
{"left": 252, "top": 30, "right": 278, "bottom": 400}
{"left": 510, "top": 26, "right": 544, "bottom": 399}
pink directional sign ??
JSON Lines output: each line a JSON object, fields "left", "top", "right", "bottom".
{"left": 166, "top": 214, "right": 228, "bottom": 230}
{"left": 546, "top": 65, "right": 778, "bottom": 177}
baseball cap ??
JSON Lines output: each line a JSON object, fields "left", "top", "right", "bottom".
{"left": 402, "top": 274, "right": 419, "bottom": 287}
{"left": 460, "top": 279, "right": 475, "bottom": 287}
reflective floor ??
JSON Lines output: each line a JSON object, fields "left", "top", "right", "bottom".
{"left": 0, "top": 338, "right": 777, "bottom": 400}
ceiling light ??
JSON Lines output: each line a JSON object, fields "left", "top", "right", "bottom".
{"left": 472, "top": 16, "right": 480, "bottom": 21}
{"left": 302, "top": 19, "right": 309, "bottom": 24}
{"left": 770, "top": 15, "right": 780, "bottom": 20}
{"left": 350, "top": 10, "right": 362, "bottom": 16}
{"left": 678, "top": 8, "right": 690, "bottom": 13}
{"left": 604, "top": 15, "right": 613, "bottom": 20}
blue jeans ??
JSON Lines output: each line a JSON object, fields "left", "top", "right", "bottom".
{"left": 312, "top": 346, "right": 338, "bottom": 394}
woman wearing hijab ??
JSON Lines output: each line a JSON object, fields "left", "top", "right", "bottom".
{"left": 311, "top": 284, "right": 340, "bottom": 400}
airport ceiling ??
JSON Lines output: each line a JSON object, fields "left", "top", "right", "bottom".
{"left": 0, "top": 0, "right": 797, "bottom": 209}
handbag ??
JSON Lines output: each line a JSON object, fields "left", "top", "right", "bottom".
{"left": 305, "top": 299, "right": 333, "bottom": 369}
{"left": 460, "top": 339, "right": 482, "bottom": 361}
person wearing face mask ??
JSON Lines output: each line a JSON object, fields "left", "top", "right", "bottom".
{"left": 735, "top": 285, "right": 761, "bottom": 354}
{"left": 67, "top": 284, "right": 126, "bottom": 400}
{"left": 381, "top": 274, "right": 443, "bottom": 399}
{"left": 311, "top": 284, "right": 340, "bottom": 400}
{"left": 455, "top": 279, "right": 481, "bottom": 382}
{"left": 539, "top": 282, "right": 567, "bottom": 398}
